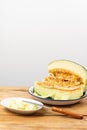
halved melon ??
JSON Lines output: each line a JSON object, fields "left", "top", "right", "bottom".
{"left": 48, "top": 60, "right": 87, "bottom": 91}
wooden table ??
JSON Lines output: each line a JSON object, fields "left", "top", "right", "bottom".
{"left": 0, "top": 87, "right": 87, "bottom": 130}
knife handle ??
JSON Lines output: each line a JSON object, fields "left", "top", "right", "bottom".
{"left": 52, "top": 106, "right": 83, "bottom": 119}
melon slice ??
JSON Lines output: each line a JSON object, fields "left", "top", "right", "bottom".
{"left": 34, "top": 81, "right": 83, "bottom": 100}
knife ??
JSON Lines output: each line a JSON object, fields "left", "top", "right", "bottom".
{"left": 23, "top": 100, "right": 83, "bottom": 119}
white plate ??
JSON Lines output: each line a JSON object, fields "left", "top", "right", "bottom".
{"left": 28, "top": 86, "right": 87, "bottom": 105}
{"left": 1, "top": 97, "right": 43, "bottom": 115}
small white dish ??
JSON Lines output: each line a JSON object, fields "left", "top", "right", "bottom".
{"left": 28, "top": 86, "right": 87, "bottom": 105}
{"left": 1, "top": 97, "right": 43, "bottom": 115}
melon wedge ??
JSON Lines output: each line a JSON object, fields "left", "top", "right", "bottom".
{"left": 34, "top": 81, "right": 83, "bottom": 100}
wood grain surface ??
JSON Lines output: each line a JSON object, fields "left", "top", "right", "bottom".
{"left": 0, "top": 87, "right": 87, "bottom": 130}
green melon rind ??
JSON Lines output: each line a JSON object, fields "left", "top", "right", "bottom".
{"left": 48, "top": 60, "right": 87, "bottom": 91}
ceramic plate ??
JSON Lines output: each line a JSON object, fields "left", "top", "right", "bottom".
{"left": 28, "top": 86, "right": 87, "bottom": 105}
{"left": 1, "top": 97, "right": 43, "bottom": 114}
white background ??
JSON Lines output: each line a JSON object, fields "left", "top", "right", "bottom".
{"left": 0, "top": 0, "right": 87, "bottom": 86}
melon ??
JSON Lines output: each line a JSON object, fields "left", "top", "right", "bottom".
{"left": 33, "top": 60, "right": 87, "bottom": 100}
